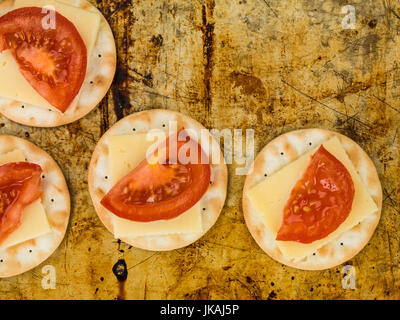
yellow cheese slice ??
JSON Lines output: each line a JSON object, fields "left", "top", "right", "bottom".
{"left": 2, "top": 200, "right": 51, "bottom": 248}
{"left": 113, "top": 204, "right": 202, "bottom": 238}
{"left": 108, "top": 134, "right": 156, "bottom": 185}
{"left": 108, "top": 134, "right": 203, "bottom": 237}
{"left": 0, "top": 0, "right": 101, "bottom": 110}
{"left": 0, "top": 149, "right": 26, "bottom": 166}
{"left": 0, "top": 150, "right": 51, "bottom": 249}
{"left": 247, "top": 136, "right": 378, "bottom": 260}
{"left": 0, "top": 51, "right": 55, "bottom": 109}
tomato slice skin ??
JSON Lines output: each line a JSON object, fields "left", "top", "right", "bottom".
{"left": 0, "top": 162, "right": 42, "bottom": 244}
{"left": 276, "top": 145, "right": 355, "bottom": 244}
{"left": 0, "top": 7, "right": 87, "bottom": 112}
{"left": 101, "top": 130, "right": 211, "bottom": 222}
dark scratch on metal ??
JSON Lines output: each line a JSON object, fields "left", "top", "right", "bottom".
{"left": 281, "top": 79, "right": 373, "bottom": 129}
{"left": 130, "top": 87, "right": 202, "bottom": 103}
{"left": 129, "top": 68, "right": 154, "bottom": 88}
{"left": 128, "top": 252, "right": 159, "bottom": 270}
{"left": 393, "top": 127, "right": 399, "bottom": 144}
{"left": 386, "top": 231, "right": 396, "bottom": 287}
{"left": 104, "top": 2, "right": 132, "bottom": 19}
{"left": 262, "top": 0, "right": 279, "bottom": 18}
{"left": 372, "top": 94, "right": 400, "bottom": 114}
{"left": 383, "top": 187, "right": 399, "bottom": 214}
{"left": 203, "top": 240, "right": 248, "bottom": 252}
{"left": 390, "top": 8, "right": 400, "bottom": 20}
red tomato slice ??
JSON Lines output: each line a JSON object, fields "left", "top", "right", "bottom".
{"left": 276, "top": 145, "right": 355, "bottom": 244}
{"left": 0, "top": 7, "right": 87, "bottom": 112}
{"left": 0, "top": 162, "right": 42, "bottom": 244}
{"left": 101, "top": 130, "right": 211, "bottom": 222}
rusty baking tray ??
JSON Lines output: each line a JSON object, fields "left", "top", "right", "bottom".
{"left": 0, "top": 0, "right": 399, "bottom": 300}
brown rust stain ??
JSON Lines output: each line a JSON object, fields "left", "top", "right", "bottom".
{"left": 201, "top": 0, "right": 215, "bottom": 118}
{"left": 104, "top": 0, "right": 136, "bottom": 120}
{"left": 229, "top": 71, "right": 266, "bottom": 97}
{"left": 151, "top": 34, "right": 164, "bottom": 47}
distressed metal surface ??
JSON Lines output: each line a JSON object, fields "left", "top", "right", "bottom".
{"left": 0, "top": 0, "right": 399, "bottom": 300}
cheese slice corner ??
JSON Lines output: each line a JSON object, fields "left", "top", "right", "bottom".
{"left": 0, "top": 150, "right": 51, "bottom": 249}
{"left": 247, "top": 136, "right": 378, "bottom": 260}
{"left": 108, "top": 133, "right": 156, "bottom": 185}
{"left": 1, "top": 199, "right": 51, "bottom": 248}
{"left": 108, "top": 133, "right": 203, "bottom": 237}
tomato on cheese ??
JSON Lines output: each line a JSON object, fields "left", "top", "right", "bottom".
{"left": 101, "top": 130, "right": 211, "bottom": 222}
{"left": 0, "top": 7, "right": 87, "bottom": 112}
{"left": 0, "top": 162, "right": 43, "bottom": 244}
{"left": 276, "top": 145, "right": 355, "bottom": 244}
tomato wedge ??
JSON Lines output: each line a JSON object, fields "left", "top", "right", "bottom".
{"left": 0, "top": 162, "right": 42, "bottom": 244}
{"left": 101, "top": 130, "right": 211, "bottom": 222}
{"left": 276, "top": 145, "right": 355, "bottom": 244}
{"left": 0, "top": 7, "right": 87, "bottom": 112}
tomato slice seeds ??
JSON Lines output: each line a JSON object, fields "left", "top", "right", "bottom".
{"left": 101, "top": 130, "right": 211, "bottom": 222}
{"left": 0, "top": 7, "right": 87, "bottom": 112}
{"left": 276, "top": 145, "right": 355, "bottom": 244}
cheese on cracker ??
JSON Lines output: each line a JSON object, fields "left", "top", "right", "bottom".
{"left": 247, "top": 136, "right": 378, "bottom": 260}
{"left": 107, "top": 133, "right": 203, "bottom": 238}
{"left": 0, "top": 149, "right": 51, "bottom": 249}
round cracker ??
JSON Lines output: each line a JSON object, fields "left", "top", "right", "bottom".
{"left": 88, "top": 109, "right": 228, "bottom": 251}
{"left": 242, "top": 129, "right": 382, "bottom": 270}
{"left": 0, "top": 0, "right": 116, "bottom": 127}
{"left": 0, "top": 135, "right": 70, "bottom": 277}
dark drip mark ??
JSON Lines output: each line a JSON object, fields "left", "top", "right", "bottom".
{"left": 112, "top": 259, "right": 127, "bottom": 281}
{"left": 112, "top": 68, "right": 131, "bottom": 120}
{"left": 201, "top": 1, "right": 215, "bottom": 119}
{"left": 268, "top": 290, "right": 277, "bottom": 300}
{"left": 100, "top": 98, "right": 110, "bottom": 136}
{"left": 105, "top": 0, "right": 137, "bottom": 120}
{"left": 130, "top": 68, "right": 154, "bottom": 88}
{"left": 368, "top": 19, "right": 377, "bottom": 29}
{"left": 112, "top": 259, "right": 128, "bottom": 300}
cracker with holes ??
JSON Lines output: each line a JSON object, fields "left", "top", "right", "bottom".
{"left": 242, "top": 129, "right": 382, "bottom": 270}
{"left": 89, "top": 109, "right": 228, "bottom": 251}
{"left": 0, "top": 0, "right": 116, "bottom": 127}
{"left": 0, "top": 135, "right": 70, "bottom": 277}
